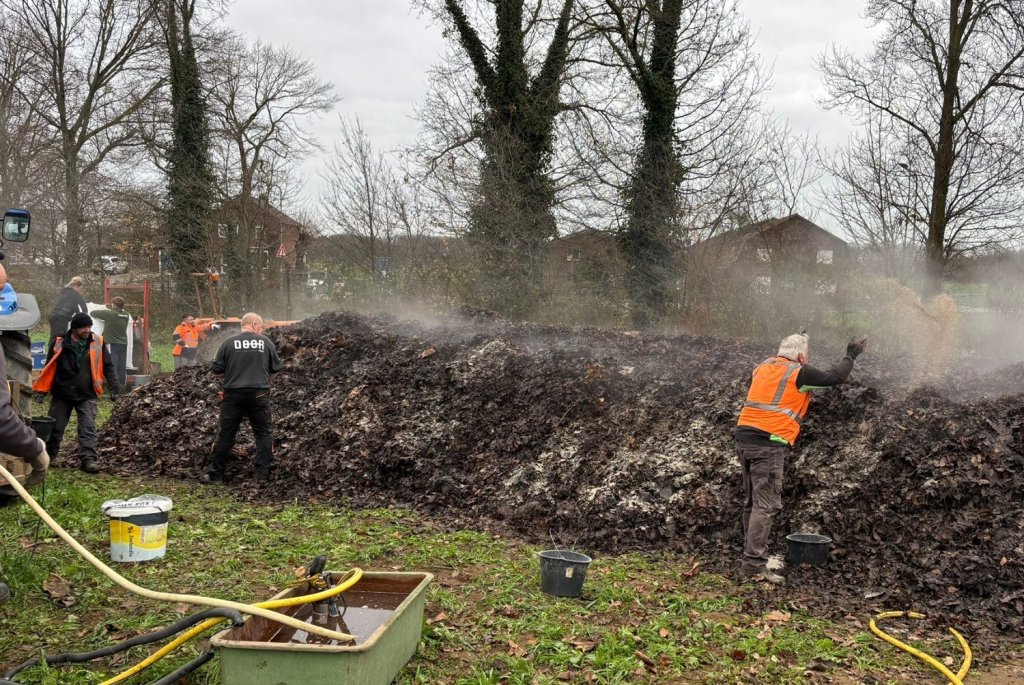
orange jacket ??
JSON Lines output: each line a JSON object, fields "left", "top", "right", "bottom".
{"left": 33, "top": 335, "right": 106, "bottom": 396}
{"left": 172, "top": 321, "right": 209, "bottom": 356}
{"left": 736, "top": 357, "right": 811, "bottom": 446}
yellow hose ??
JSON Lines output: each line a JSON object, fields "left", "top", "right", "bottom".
{"left": 869, "top": 610, "right": 972, "bottom": 684}
{"left": 101, "top": 568, "right": 364, "bottom": 685}
{"left": 0, "top": 465, "right": 356, "bottom": 644}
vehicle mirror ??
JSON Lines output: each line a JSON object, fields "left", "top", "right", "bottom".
{"left": 2, "top": 208, "right": 30, "bottom": 242}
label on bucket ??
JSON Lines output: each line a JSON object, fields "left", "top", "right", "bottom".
{"left": 102, "top": 495, "right": 172, "bottom": 563}
{"left": 565, "top": 568, "right": 574, "bottom": 578}
{"left": 109, "top": 517, "right": 168, "bottom": 562}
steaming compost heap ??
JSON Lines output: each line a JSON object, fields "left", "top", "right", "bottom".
{"left": 95, "top": 310, "right": 1024, "bottom": 647}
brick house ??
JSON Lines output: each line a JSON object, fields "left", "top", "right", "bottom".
{"left": 545, "top": 228, "right": 625, "bottom": 293}
{"left": 687, "top": 214, "right": 849, "bottom": 300}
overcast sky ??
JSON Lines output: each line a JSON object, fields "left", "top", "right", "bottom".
{"left": 225, "top": 0, "right": 880, "bottom": 211}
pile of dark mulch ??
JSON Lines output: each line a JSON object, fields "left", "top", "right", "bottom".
{"left": 95, "top": 310, "right": 1024, "bottom": 648}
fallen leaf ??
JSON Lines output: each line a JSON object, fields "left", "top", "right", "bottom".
{"left": 507, "top": 639, "right": 526, "bottom": 658}
{"left": 427, "top": 612, "right": 448, "bottom": 624}
{"left": 420, "top": 346, "right": 437, "bottom": 359}
{"left": 634, "top": 650, "right": 657, "bottom": 673}
{"left": 568, "top": 638, "right": 598, "bottom": 652}
{"left": 42, "top": 574, "right": 75, "bottom": 607}
{"left": 658, "top": 628, "right": 670, "bottom": 638}
{"left": 764, "top": 610, "right": 791, "bottom": 623}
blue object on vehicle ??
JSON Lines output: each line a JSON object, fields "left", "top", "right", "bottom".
{"left": 0, "top": 283, "right": 18, "bottom": 315}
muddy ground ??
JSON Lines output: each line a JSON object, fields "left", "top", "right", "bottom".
{"left": 91, "top": 310, "right": 1024, "bottom": 649}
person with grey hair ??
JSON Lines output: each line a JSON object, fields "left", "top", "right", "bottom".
{"left": 733, "top": 333, "right": 867, "bottom": 584}
{"left": 47, "top": 276, "right": 88, "bottom": 355}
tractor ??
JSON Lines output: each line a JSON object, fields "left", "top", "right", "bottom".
{"left": 188, "top": 271, "right": 298, "bottom": 363}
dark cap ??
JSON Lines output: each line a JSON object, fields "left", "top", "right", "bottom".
{"left": 70, "top": 312, "right": 93, "bottom": 329}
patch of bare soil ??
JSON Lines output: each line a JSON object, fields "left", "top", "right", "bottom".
{"left": 94, "top": 310, "right": 1024, "bottom": 650}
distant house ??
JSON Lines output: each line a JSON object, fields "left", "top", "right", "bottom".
{"left": 210, "top": 196, "right": 310, "bottom": 273}
{"left": 545, "top": 229, "right": 625, "bottom": 292}
{"left": 688, "top": 214, "right": 849, "bottom": 299}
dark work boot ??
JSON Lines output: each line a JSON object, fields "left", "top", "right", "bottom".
{"left": 201, "top": 471, "right": 224, "bottom": 484}
{"left": 80, "top": 457, "right": 101, "bottom": 474}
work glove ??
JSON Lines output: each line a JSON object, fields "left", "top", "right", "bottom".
{"left": 846, "top": 337, "right": 868, "bottom": 359}
{"left": 25, "top": 439, "right": 50, "bottom": 486}
{"left": 211, "top": 323, "right": 220, "bottom": 331}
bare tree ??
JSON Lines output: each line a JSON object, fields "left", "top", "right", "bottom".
{"left": 206, "top": 34, "right": 337, "bottom": 308}
{"left": 440, "top": 0, "right": 575, "bottom": 316}
{"left": 578, "top": 0, "right": 764, "bottom": 325}
{"left": 0, "top": 11, "right": 54, "bottom": 213}
{"left": 321, "top": 116, "right": 399, "bottom": 284}
{"left": 820, "top": 113, "right": 925, "bottom": 282}
{"left": 2, "top": 0, "right": 163, "bottom": 280}
{"left": 820, "top": 0, "right": 1024, "bottom": 295}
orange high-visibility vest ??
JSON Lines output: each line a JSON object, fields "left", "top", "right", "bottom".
{"left": 172, "top": 322, "right": 204, "bottom": 356}
{"left": 33, "top": 335, "right": 106, "bottom": 396}
{"left": 736, "top": 356, "right": 811, "bottom": 446}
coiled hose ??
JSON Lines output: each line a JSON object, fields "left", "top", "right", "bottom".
{"left": 869, "top": 610, "right": 972, "bottom": 684}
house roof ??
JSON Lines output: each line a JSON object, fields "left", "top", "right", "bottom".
{"left": 692, "top": 214, "right": 848, "bottom": 251}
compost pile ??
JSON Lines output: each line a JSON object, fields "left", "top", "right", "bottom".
{"left": 95, "top": 310, "right": 1024, "bottom": 646}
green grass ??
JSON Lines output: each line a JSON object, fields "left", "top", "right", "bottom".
{"left": 2, "top": 467, "right": 996, "bottom": 684}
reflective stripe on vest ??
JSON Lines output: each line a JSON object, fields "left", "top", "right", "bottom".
{"left": 736, "top": 357, "right": 811, "bottom": 445}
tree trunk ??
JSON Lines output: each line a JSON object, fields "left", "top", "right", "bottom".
{"left": 617, "top": 0, "right": 684, "bottom": 327}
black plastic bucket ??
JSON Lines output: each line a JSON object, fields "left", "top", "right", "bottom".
{"left": 786, "top": 533, "right": 832, "bottom": 566}
{"left": 538, "top": 550, "right": 592, "bottom": 597}
{"left": 31, "top": 416, "right": 55, "bottom": 444}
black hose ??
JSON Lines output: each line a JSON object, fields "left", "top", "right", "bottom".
{"left": 146, "top": 650, "right": 215, "bottom": 685}
{"left": 4, "top": 607, "right": 243, "bottom": 679}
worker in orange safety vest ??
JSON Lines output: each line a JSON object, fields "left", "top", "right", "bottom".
{"left": 171, "top": 313, "right": 212, "bottom": 370}
{"left": 33, "top": 312, "right": 122, "bottom": 474}
{"left": 733, "top": 333, "right": 866, "bottom": 585}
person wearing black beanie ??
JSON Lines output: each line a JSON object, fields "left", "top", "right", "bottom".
{"left": 32, "top": 310, "right": 122, "bottom": 474}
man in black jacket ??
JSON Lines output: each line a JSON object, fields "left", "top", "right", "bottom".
{"left": 47, "top": 276, "right": 87, "bottom": 355}
{"left": 34, "top": 312, "right": 121, "bottom": 474}
{"left": 203, "top": 312, "right": 283, "bottom": 484}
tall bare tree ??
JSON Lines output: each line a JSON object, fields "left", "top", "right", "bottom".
{"left": 157, "top": 0, "right": 219, "bottom": 302}
{"left": 580, "top": 0, "right": 763, "bottom": 325}
{"left": 321, "top": 116, "right": 399, "bottom": 283}
{"left": 2, "top": 0, "right": 162, "bottom": 279}
{"left": 442, "top": 0, "right": 575, "bottom": 316}
{"left": 0, "top": 11, "right": 54, "bottom": 213}
{"left": 206, "top": 35, "right": 336, "bottom": 308}
{"left": 821, "top": 0, "right": 1024, "bottom": 295}
{"left": 820, "top": 113, "right": 925, "bottom": 282}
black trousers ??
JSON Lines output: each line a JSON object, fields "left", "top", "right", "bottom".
{"left": 209, "top": 389, "right": 273, "bottom": 477}
{"left": 47, "top": 395, "right": 99, "bottom": 463}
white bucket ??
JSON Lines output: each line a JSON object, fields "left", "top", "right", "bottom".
{"left": 101, "top": 495, "right": 173, "bottom": 562}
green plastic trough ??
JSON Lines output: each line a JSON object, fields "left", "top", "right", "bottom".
{"left": 210, "top": 571, "right": 433, "bottom": 685}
